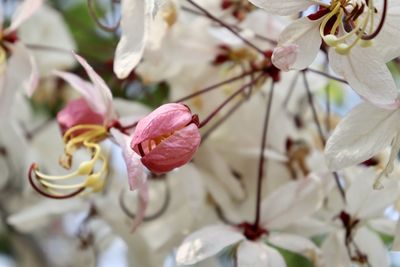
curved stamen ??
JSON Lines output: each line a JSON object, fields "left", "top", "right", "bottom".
{"left": 29, "top": 164, "right": 85, "bottom": 199}
{"left": 38, "top": 180, "right": 86, "bottom": 190}
{"left": 63, "top": 124, "right": 106, "bottom": 142}
{"left": 361, "top": 0, "right": 387, "bottom": 40}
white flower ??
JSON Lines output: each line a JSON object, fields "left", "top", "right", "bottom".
{"left": 321, "top": 169, "right": 399, "bottom": 267}
{"left": 325, "top": 101, "right": 400, "bottom": 188}
{"left": 0, "top": 0, "right": 43, "bottom": 99}
{"left": 176, "top": 175, "right": 324, "bottom": 266}
{"left": 251, "top": 0, "right": 400, "bottom": 109}
{"left": 113, "top": 0, "right": 175, "bottom": 79}
{"left": 18, "top": 4, "right": 76, "bottom": 76}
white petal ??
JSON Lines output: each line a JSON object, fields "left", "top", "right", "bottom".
{"left": 0, "top": 43, "right": 38, "bottom": 119}
{"left": 195, "top": 143, "right": 246, "bottom": 202}
{"left": 277, "top": 17, "right": 322, "bottom": 70}
{"left": 272, "top": 44, "right": 299, "bottom": 72}
{"left": 328, "top": 46, "right": 400, "bottom": 109}
{"left": 248, "top": 0, "right": 314, "bottom": 16}
{"left": 237, "top": 241, "right": 285, "bottom": 267}
{"left": 18, "top": 5, "right": 77, "bottom": 75}
{"left": 368, "top": 218, "right": 396, "bottom": 237}
{"left": 114, "top": 0, "right": 154, "bottom": 79}
{"left": 325, "top": 102, "right": 400, "bottom": 171}
{"left": 371, "top": 1, "right": 400, "bottom": 62}
{"left": 9, "top": 43, "right": 38, "bottom": 97}
{"left": 268, "top": 233, "right": 323, "bottom": 267}
{"left": 261, "top": 174, "right": 323, "bottom": 230}
{"left": 175, "top": 225, "right": 244, "bottom": 265}
{"left": 7, "top": 199, "right": 89, "bottom": 233}
{"left": 346, "top": 168, "right": 399, "bottom": 219}
{"left": 392, "top": 218, "right": 400, "bottom": 251}
{"left": 321, "top": 231, "right": 352, "bottom": 267}
{"left": 5, "top": 0, "right": 43, "bottom": 33}
{"left": 284, "top": 217, "right": 332, "bottom": 237}
{"left": 354, "top": 227, "right": 389, "bottom": 267}
{"left": 21, "top": 44, "right": 39, "bottom": 97}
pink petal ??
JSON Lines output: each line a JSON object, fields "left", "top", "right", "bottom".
{"left": 110, "top": 129, "right": 148, "bottom": 231}
{"left": 73, "top": 53, "right": 115, "bottom": 120}
{"left": 141, "top": 123, "right": 201, "bottom": 174}
{"left": 277, "top": 17, "right": 322, "bottom": 70}
{"left": 57, "top": 98, "right": 104, "bottom": 134}
{"left": 5, "top": 0, "right": 43, "bottom": 34}
{"left": 111, "top": 129, "right": 147, "bottom": 191}
{"left": 131, "top": 182, "right": 149, "bottom": 232}
{"left": 272, "top": 44, "right": 299, "bottom": 71}
{"left": 131, "top": 103, "right": 194, "bottom": 148}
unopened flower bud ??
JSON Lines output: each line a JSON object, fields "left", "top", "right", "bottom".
{"left": 131, "top": 103, "right": 201, "bottom": 174}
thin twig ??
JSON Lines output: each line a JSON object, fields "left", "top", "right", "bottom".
{"left": 198, "top": 73, "right": 265, "bottom": 128}
{"left": 253, "top": 81, "right": 275, "bottom": 228}
{"left": 186, "top": 0, "right": 266, "bottom": 55}
{"left": 306, "top": 68, "right": 348, "bottom": 84}
{"left": 302, "top": 71, "right": 346, "bottom": 202}
{"left": 174, "top": 69, "right": 261, "bottom": 103}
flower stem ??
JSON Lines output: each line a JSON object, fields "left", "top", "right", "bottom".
{"left": 306, "top": 68, "right": 348, "bottom": 84}
{"left": 181, "top": 6, "right": 277, "bottom": 45}
{"left": 198, "top": 73, "right": 264, "bottom": 128}
{"left": 87, "top": 0, "right": 120, "bottom": 32}
{"left": 302, "top": 71, "right": 346, "bottom": 202}
{"left": 174, "top": 69, "right": 261, "bottom": 103}
{"left": 185, "top": 0, "right": 266, "bottom": 56}
{"left": 202, "top": 97, "right": 247, "bottom": 142}
{"left": 253, "top": 82, "right": 275, "bottom": 228}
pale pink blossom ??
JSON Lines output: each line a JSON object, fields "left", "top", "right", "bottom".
{"left": 111, "top": 129, "right": 148, "bottom": 231}
{"left": 55, "top": 53, "right": 116, "bottom": 127}
{"left": 272, "top": 44, "right": 299, "bottom": 72}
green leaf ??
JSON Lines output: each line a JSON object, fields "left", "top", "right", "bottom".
{"left": 318, "top": 80, "right": 345, "bottom": 106}
{"left": 387, "top": 61, "right": 400, "bottom": 88}
{"left": 311, "top": 234, "right": 327, "bottom": 247}
{"left": 62, "top": 2, "right": 116, "bottom": 61}
{"left": 269, "top": 244, "right": 314, "bottom": 267}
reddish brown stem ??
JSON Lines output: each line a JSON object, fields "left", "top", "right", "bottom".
{"left": 198, "top": 73, "right": 264, "bottom": 128}
{"left": 253, "top": 82, "right": 274, "bottom": 228}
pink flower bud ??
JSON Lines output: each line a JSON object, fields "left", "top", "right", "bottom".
{"left": 131, "top": 103, "right": 201, "bottom": 174}
{"left": 271, "top": 44, "right": 299, "bottom": 72}
{"left": 57, "top": 98, "right": 104, "bottom": 134}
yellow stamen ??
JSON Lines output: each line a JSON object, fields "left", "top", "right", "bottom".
{"left": 32, "top": 124, "right": 109, "bottom": 198}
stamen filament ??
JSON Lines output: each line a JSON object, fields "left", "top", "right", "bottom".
{"left": 38, "top": 180, "right": 87, "bottom": 190}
